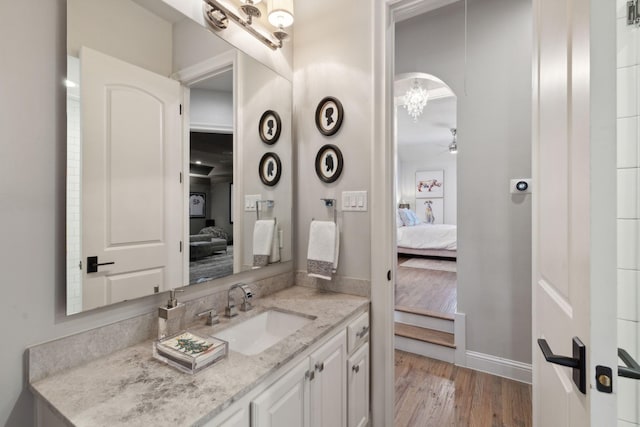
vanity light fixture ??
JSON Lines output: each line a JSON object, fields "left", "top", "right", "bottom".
{"left": 267, "top": 0, "right": 294, "bottom": 43}
{"left": 448, "top": 128, "right": 458, "bottom": 154}
{"left": 203, "top": 0, "right": 294, "bottom": 50}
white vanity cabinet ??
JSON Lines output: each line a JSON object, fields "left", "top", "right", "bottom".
{"left": 251, "top": 357, "right": 310, "bottom": 427}
{"left": 252, "top": 330, "right": 347, "bottom": 427}
{"left": 346, "top": 311, "right": 370, "bottom": 427}
{"left": 347, "top": 342, "right": 369, "bottom": 427}
{"left": 309, "top": 330, "right": 347, "bottom": 427}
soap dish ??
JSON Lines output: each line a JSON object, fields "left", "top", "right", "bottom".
{"left": 153, "top": 331, "right": 228, "bottom": 374}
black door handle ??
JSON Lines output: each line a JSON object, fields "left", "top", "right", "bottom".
{"left": 87, "top": 256, "right": 115, "bottom": 273}
{"left": 619, "top": 348, "right": 640, "bottom": 380}
{"left": 537, "top": 337, "right": 586, "bottom": 394}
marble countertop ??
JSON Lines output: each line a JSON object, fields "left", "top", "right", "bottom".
{"left": 30, "top": 286, "right": 369, "bottom": 427}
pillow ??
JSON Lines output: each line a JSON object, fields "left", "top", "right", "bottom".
{"left": 405, "top": 209, "right": 421, "bottom": 226}
{"left": 398, "top": 208, "right": 420, "bottom": 227}
{"left": 396, "top": 210, "right": 404, "bottom": 227}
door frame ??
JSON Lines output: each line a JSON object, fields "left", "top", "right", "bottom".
{"left": 171, "top": 50, "right": 239, "bottom": 284}
{"left": 370, "top": 1, "right": 459, "bottom": 426}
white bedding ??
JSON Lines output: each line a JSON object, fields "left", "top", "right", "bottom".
{"left": 397, "top": 223, "right": 457, "bottom": 250}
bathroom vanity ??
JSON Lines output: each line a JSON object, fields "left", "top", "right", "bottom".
{"left": 29, "top": 286, "right": 370, "bottom": 427}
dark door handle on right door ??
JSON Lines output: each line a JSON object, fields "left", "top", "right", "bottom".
{"left": 619, "top": 348, "right": 640, "bottom": 380}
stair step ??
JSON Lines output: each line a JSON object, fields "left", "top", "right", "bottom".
{"left": 394, "top": 322, "right": 456, "bottom": 349}
{"left": 395, "top": 305, "right": 455, "bottom": 321}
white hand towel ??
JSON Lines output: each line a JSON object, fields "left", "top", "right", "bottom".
{"left": 253, "top": 219, "right": 275, "bottom": 268}
{"left": 307, "top": 220, "right": 340, "bottom": 280}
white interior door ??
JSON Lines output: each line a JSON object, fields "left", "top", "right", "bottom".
{"left": 80, "top": 47, "right": 183, "bottom": 311}
{"left": 532, "top": 0, "right": 618, "bottom": 426}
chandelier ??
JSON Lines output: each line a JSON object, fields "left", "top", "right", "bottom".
{"left": 403, "top": 79, "right": 429, "bottom": 122}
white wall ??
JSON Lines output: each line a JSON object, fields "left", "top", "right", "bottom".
{"left": 616, "top": 1, "right": 640, "bottom": 424}
{"left": 172, "top": 16, "right": 235, "bottom": 73}
{"left": 293, "top": 1, "right": 373, "bottom": 281}
{"left": 68, "top": 0, "right": 172, "bottom": 76}
{"left": 190, "top": 89, "right": 233, "bottom": 132}
{"left": 396, "top": 0, "right": 533, "bottom": 364}
{"left": 398, "top": 144, "right": 458, "bottom": 225}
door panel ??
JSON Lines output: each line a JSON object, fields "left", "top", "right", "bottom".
{"left": 80, "top": 47, "right": 182, "bottom": 311}
{"left": 533, "top": 0, "right": 617, "bottom": 425}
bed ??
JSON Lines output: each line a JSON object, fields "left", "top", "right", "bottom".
{"left": 397, "top": 223, "right": 457, "bottom": 259}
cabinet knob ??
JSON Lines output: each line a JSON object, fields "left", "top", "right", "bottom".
{"left": 352, "top": 364, "right": 360, "bottom": 373}
{"left": 315, "top": 362, "right": 325, "bottom": 372}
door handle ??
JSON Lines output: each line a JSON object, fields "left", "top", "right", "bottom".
{"left": 618, "top": 348, "right": 640, "bottom": 380}
{"left": 87, "top": 256, "right": 115, "bottom": 273}
{"left": 537, "top": 337, "right": 586, "bottom": 394}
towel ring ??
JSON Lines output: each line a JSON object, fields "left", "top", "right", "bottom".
{"left": 317, "top": 198, "right": 337, "bottom": 224}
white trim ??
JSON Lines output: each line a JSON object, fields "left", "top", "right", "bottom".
{"left": 371, "top": 2, "right": 396, "bottom": 427}
{"left": 171, "top": 50, "right": 236, "bottom": 86}
{"left": 189, "top": 123, "right": 233, "bottom": 134}
{"left": 390, "top": 0, "right": 459, "bottom": 23}
{"left": 454, "top": 312, "right": 466, "bottom": 366}
{"left": 465, "top": 351, "right": 532, "bottom": 384}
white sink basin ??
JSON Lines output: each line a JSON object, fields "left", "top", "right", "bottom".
{"left": 214, "top": 310, "right": 315, "bottom": 356}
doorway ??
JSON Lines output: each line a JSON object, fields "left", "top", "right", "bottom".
{"left": 394, "top": 72, "right": 459, "bottom": 361}
{"left": 185, "top": 69, "right": 236, "bottom": 285}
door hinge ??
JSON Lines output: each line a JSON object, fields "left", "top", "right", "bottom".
{"left": 628, "top": 1, "right": 640, "bottom": 25}
{"left": 179, "top": 104, "right": 183, "bottom": 115}
{"left": 179, "top": 241, "right": 183, "bottom": 253}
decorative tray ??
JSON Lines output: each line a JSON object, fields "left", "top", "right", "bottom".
{"left": 153, "top": 331, "right": 228, "bottom": 374}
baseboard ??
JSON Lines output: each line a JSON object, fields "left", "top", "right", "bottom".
{"left": 454, "top": 312, "right": 466, "bottom": 366}
{"left": 465, "top": 350, "right": 532, "bottom": 384}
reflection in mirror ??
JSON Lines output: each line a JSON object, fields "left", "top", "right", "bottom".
{"left": 187, "top": 70, "right": 234, "bottom": 284}
{"left": 66, "top": 0, "right": 292, "bottom": 315}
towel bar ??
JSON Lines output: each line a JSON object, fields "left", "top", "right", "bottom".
{"left": 255, "top": 200, "right": 275, "bottom": 220}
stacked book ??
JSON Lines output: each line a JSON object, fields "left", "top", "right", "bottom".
{"left": 154, "top": 331, "right": 228, "bottom": 374}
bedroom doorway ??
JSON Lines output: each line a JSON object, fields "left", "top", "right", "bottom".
{"left": 394, "top": 72, "right": 458, "bottom": 362}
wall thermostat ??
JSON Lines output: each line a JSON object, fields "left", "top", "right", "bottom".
{"left": 510, "top": 178, "right": 532, "bottom": 194}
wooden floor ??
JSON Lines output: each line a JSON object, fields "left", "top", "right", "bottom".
{"left": 395, "top": 255, "right": 457, "bottom": 315}
{"left": 395, "top": 351, "right": 532, "bottom": 427}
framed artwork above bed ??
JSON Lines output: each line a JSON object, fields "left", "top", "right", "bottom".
{"left": 416, "top": 170, "right": 444, "bottom": 199}
{"left": 416, "top": 198, "right": 444, "bottom": 224}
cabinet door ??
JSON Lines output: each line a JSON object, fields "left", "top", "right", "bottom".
{"left": 309, "top": 330, "right": 347, "bottom": 427}
{"left": 347, "top": 342, "right": 369, "bottom": 427}
{"left": 251, "top": 358, "right": 310, "bottom": 427}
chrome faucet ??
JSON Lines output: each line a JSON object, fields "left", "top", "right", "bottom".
{"left": 225, "top": 283, "right": 253, "bottom": 317}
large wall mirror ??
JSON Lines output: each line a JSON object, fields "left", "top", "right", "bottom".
{"left": 66, "top": 0, "right": 292, "bottom": 315}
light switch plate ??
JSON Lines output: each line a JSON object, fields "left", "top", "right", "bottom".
{"left": 342, "top": 191, "right": 368, "bottom": 211}
{"left": 244, "top": 195, "right": 262, "bottom": 211}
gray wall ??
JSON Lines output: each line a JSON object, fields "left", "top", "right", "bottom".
{"left": 396, "top": 0, "right": 533, "bottom": 363}
{"left": 293, "top": 0, "right": 373, "bottom": 280}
